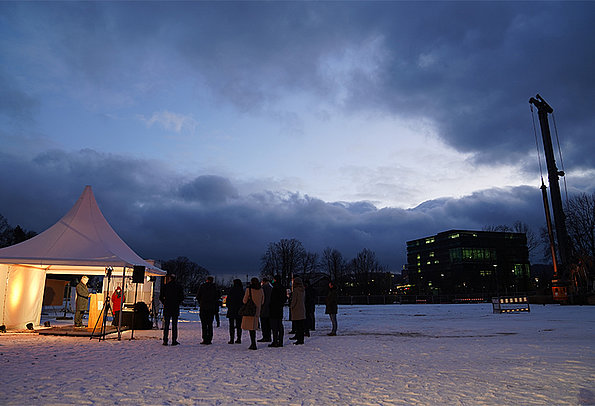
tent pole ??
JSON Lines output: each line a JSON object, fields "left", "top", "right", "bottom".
{"left": 130, "top": 281, "right": 138, "bottom": 340}
{"left": 117, "top": 266, "right": 125, "bottom": 341}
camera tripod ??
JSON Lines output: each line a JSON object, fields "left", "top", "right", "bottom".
{"left": 90, "top": 267, "right": 116, "bottom": 341}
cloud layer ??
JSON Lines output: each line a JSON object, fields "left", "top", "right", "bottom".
{"left": 1, "top": 3, "right": 594, "bottom": 276}
{"left": 0, "top": 150, "right": 552, "bottom": 275}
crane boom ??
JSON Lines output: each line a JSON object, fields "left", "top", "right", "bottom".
{"left": 529, "top": 94, "right": 573, "bottom": 301}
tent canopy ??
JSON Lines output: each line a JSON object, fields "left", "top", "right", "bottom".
{"left": 1, "top": 186, "right": 165, "bottom": 329}
{"left": 0, "top": 185, "right": 165, "bottom": 276}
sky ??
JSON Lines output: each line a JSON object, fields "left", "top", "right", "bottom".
{"left": 1, "top": 2, "right": 594, "bottom": 277}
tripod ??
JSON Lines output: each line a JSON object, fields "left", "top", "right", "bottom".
{"left": 90, "top": 267, "right": 114, "bottom": 341}
{"left": 56, "top": 284, "right": 73, "bottom": 320}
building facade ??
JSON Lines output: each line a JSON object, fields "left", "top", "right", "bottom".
{"left": 406, "top": 230, "right": 531, "bottom": 296}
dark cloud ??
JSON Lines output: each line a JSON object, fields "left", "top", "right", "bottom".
{"left": 1, "top": 3, "right": 593, "bottom": 276}
{"left": 178, "top": 176, "right": 238, "bottom": 205}
{"left": 3, "top": 2, "right": 593, "bottom": 169}
{"left": 0, "top": 150, "right": 553, "bottom": 275}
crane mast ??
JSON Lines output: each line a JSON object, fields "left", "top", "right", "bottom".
{"left": 529, "top": 94, "right": 572, "bottom": 302}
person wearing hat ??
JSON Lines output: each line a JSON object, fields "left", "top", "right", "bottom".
{"left": 74, "top": 276, "right": 90, "bottom": 327}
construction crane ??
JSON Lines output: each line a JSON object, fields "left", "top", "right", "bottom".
{"left": 529, "top": 94, "right": 573, "bottom": 302}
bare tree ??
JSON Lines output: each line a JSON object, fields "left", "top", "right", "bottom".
{"left": 512, "top": 221, "right": 540, "bottom": 255}
{"left": 349, "top": 248, "right": 385, "bottom": 295}
{"left": 0, "top": 214, "right": 11, "bottom": 248}
{"left": 566, "top": 193, "right": 595, "bottom": 260}
{"left": 299, "top": 251, "right": 319, "bottom": 276}
{"left": 483, "top": 221, "right": 540, "bottom": 254}
{"left": 160, "top": 256, "right": 209, "bottom": 293}
{"left": 322, "top": 247, "right": 345, "bottom": 286}
{"left": 260, "top": 238, "right": 306, "bottom": 287}
{"left": 482, "top": 224, "right": 513, "bottom": 232}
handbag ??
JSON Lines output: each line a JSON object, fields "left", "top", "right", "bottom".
{"left": 238, "top": 288, "right": 257, "bottom": 316}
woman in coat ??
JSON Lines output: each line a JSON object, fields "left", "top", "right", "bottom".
{"left": 241, "top": 277, "right": 265, "bottom": 350}
{"left": 226, "top": 279, "right": 245, "bottom": 344}
{"left": 325, "top": 281, "right": 338, "bottom": 336}
{"left": 289, "top": 277, "right": 306, "bottom": 345}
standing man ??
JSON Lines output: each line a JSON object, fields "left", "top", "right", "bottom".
{"left": 268, "top": 275, "right": 286, "bottom": 347}
{"left": 196, "top": 276, "right": 219, "bottom": 345}
{"left": 74, "top": 276, "right": 90, "bottom": 327}
{"left": 258, "top": 277, "right": 273, "bottom": 342}
{"left": 159, "top": 274, "right": 184, "bottom": 346}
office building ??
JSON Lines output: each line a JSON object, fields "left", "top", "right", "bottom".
{"left": 406, "top": 230, "right": 531, "bottom": 296}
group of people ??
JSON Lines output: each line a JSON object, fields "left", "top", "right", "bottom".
{"left": 160, "top": 274, "right": 339, "bottom": 349}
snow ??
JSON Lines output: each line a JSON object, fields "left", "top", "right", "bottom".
{"left": 1, "top": 304, "right": 595, "bottom": 405}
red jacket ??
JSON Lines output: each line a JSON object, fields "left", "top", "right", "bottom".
{"left": 111, "top": 289, "right": 124, "bottom": 311}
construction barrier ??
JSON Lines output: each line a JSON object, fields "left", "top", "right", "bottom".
{"left": 492, "top": 296, "right": 530, "bottom": 313}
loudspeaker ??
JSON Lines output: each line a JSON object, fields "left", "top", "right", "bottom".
{"left": 132, "top": 266, "right": 146, "bottom": 283}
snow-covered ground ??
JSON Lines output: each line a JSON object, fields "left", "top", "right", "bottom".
{"left": 1, "top": 304, "right": 594, "bottom": 405}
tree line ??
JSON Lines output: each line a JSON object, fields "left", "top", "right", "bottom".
{"left": 0, "top": 214, "right": 37, "bottom": 248}
{"left": 260, "top": 238, "right": 394, "bottom": 295}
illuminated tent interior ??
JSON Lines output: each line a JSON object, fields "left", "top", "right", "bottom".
{"left": 0, "top": 185, "right": 165, "bottom": 330}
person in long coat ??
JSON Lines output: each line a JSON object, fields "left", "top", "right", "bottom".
{"left": 268, "top": 275, "right": 286, "bottom": 347}
{"left": 159, "top": 274, "right": 184, "bottom": 345}
{"left": 289, "top": 277, "right": 306, "bottom": 345}
{"left": 325, "top": 281, "right": 338, "bottom": 336}
{"left": 226, "top": 279, "right": 244, "bottom": 344}
{"left": 258, "top": 277, "right": 273, "bottom": 342}
{"left": 196, "top": 276, "right": 219, "bottom": 345}
{"left": 74, "top": 276, "right": 90, "bottom": 327}
{"left": 241, "top": 277, "right": 265, "bottom": 350}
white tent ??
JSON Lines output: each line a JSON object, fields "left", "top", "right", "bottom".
{"left": 0, "top": 185, "right": 165, "bottom": 329}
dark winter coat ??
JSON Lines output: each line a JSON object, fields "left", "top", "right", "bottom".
{"left": 290, "top": 278, "right": 306, "bottom": 321}
{"left": 75, "top": 282, "right": 90, "bottom": 311}
{"left": 260, "top": 282, "right": 273, "bottom": 318}
{"left": 196, "top": 281, "right": 220, "bottom": 313}
{"left": 269, "top": 281, "right": 287, "bottom": 320}
{"left": 325, "top": 286, "right": 338, "bottom": 315}
{"left": 226, "top": 283, "right": 245, "bottom": 319}
{"left": 159, "top": 280, "right": 184, "bottom": 316}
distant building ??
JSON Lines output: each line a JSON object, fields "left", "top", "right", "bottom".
{"left": 406, "top": 230, "right": 531, "bottom": 296}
